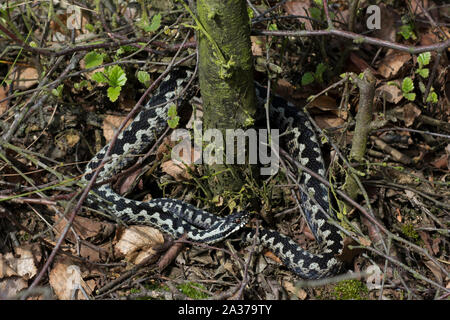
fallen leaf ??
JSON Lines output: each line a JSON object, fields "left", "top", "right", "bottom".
{"left": 283, "top": 280, "right": 307, "bottom": 299}
{"left": 376, "top": 82, "right": 403, "bottom": 104}
{"left": 114, "top": 225, "right": 164, "bottom": 264}
{"left": 102, "top": 115, "right": 132, "bottom": 142}
{"left": 423, "top": 259, "right": 443, "bottom": 284}
{"left": 0, "top": 254, "right": 18, "bottom": 278}
{"left": 0, "top": 277, "right": 28, "bottom": 299}
{"left": 358, "top": 236, "right": 372, "bottom": 247}
{"left": 308, "top": 95, "right": 338, "bottom": 112}
{"left": 349, "top": 53, "right": 377, "bottom": 74}
{"left": 431, "top": 238, "right": 441, "bottom": 255}
{"left": 284, "top": 1, "right": 313, "bottom": 31}
{"left": 314, "top": 115, "right": 345, "bottom": 129}
{"left": 430, "top": 153, "right": 448, "bottom": 169}
{"left": 402, "top": 103, "right": 421, "bottom": 127}
{"left": 0, "top": 244, "right": 40, "bottom": 280}
{"left": 9, "top": 67, "right": 39, "bottom": 89}
{"left": 49, "top": 258, "right": 92, "bottom": 300}
{"left": 263, "top": 250, "right": 282, "bottom": 264}
{"left": 0, "top": 85, "right": 8, "bottom": 114}
{"left": 396, "top": 208, "right": 402, "bottom": 222}
{"left": 251, "top": 36, "right": 264, "bottom": 56}
{"left": 53, "top": 214, "right": 114, "bottom": 243}
{"left": 378, "top": 52, "right": 412, "bottom": 79}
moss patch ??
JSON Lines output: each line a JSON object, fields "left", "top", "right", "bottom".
{"left": 332, "top": 280, "right": 369, "bottom": 300}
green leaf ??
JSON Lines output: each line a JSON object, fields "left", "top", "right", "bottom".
{"left": 268, "top": 23, "right": 278, "bottom": 31}
{"left": 107, "top": 86, "right": 121, "bottom": 102}
{"left": 143, "top": 13, "right": 161, "bottom": 32}
{"left": 168, "top": 104, "right": 178, "bottom": 118}
{"left": 84, "top": 52, "right": 103, "bottom": 69}
{"left": 51, "top": 84, "right": 64, "bottom": 97}
{"left": 167, "top": 118, "right": 179, "bottom": 129}
{"left": 301, "top": 72, "right": 315, "bottom": 86}
{"left": 315, "top": 63, "right": 326, "bottom": 83}
{"left": 416, "top": 68, "right": 429, "bottom": 78}
{"left": 402, "top": 77, "right": 414, "bottom": 93}
{"left": 74, "top": 80, "right": 88, "bottom": 90}
{"left": 404, "top": 92, "right": 416, "bottom": 101}
{"left": 398, "top": 24, "right": 416, "bottom": 40}
{"left": 107, "top": 65, "right": 127, "bottom": 87}
{"left": 309, "top": 7, "right": 322, "bottom": 21}
{"left": 85, "top": 23, "right": 94, "bottom": 32}
{"left": 419, "top": 81, "right": 426, "bottom": 93}
{"left": 417, "top": 52, "right": 431, "bottom": 67}
{"left": 137, "top": 71, "right": 150, "bottom": 86}
{"left": 91, "top": 71, "right": 107, "bottom": 83}
{"left": 426, "top": 91, "right": 438, "bottom": 103}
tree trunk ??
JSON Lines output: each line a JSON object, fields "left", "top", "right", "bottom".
{"left": 196, "top": 0, "right": 257, "bottom": 195}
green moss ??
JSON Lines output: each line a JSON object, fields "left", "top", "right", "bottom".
{"left": 333, "top": 280, "right": 368, "bottom": 300}
{"left": 401, "top": 223, "right": 419, "bottom": 241}
{"left": 177, "top": 282, "right": 209, "bottom": 299}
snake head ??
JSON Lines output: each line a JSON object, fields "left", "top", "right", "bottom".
{"left": 201, "top": 211, "right": 250, "bottom": 244}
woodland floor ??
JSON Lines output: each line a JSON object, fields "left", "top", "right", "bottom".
{"left": 0, "top": 1, "right": 449, "bottom": 300}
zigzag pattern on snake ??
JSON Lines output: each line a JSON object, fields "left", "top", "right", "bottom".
{"left": 83, "top": 68, "right": 343, "bottom": 279}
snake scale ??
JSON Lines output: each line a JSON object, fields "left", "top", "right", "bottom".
{"left": 83, "top": 68, "right": 343, "bottom": 279}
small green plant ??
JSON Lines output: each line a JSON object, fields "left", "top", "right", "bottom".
{"left": 137, "top": 13, "right": 161, "bottom": 33}
{"left": 167, "top": 104, "right": 180, "bottom": 129}
{"left": 398, "top": 15, "right": 417, "bottom": 41}
{"left": 401, "top": 77, "right": 416, "bottom": 101}
{"left": 51, "top": 84, "right": 64, "bottom": 98}
{"left": 137, "top": 70, "right": 151, "bottom": 87}
{"left": 177, "top": 282, "right": 209, "bottom": 299}
{"left": 415, "top": 52, "right": 438, "bottom": 103}
{"left": 84, "top": 51, "right": 104, "bottom": 69}
{"left": 401, "top": 223, "right": 419, "bottom": 242}
{"left": 333, "top": 280, "right": 368, "bottom": 300}
{"left": 301, "top": 62, "right": 327, "bottom": 86}
{"left": 398, "top": 23, "right": 417, "bottom": 40}
{"left": 92, "top": 65, "right": 127, "bottom": 102}
{"left": 389, "top": 52, "right": 438, "bottom": 104}
{"left": 416, "top": 52, "right": 430, "bottom": 78}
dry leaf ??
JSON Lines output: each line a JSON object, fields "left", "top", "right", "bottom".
{"left": 0, "top": 85, "right": 8, "bottom": 114}
{"left": 263, "top": 250, "right": 282, "bottom": 264}
{"left": 251, "top": 36, "right": 264, "bottom": 56}
{"left": 423, "top": 260, "right": 443, "bottom": 284}
{"left": 309, "top": 95, "right": 337, "bottom": 112}
{"left": 9, "top": 67, "right": 39, "bottom": 90}
{"left": 430, "top": 153, "right": 448, "bottom": 169}
{"left": 376, "top": 82, "right": 403, "bottom": 104}
{"left": 314, "top": 115, "right": 345, "bottom": 129}
{"left": 0, "top": 277, "right": 28, "bottom": 299}
{"left": 284, "top": 1, "right": 313, "bottom": 31}
{"left": 53, "top": 214, "right": 114, "bottom": 243}
{"left": 0, "top": 254, "right": 18, "bottom": 278}
{"left": 49, "top": 258, "right": 92, "bottom": 300}
{"left": 102, "top": 115, "right": 132, "bottom": 142}
{"left": 114, "top": 225, "right": 164, "bottom": 264}
{"left": 283, "top": 280, "right": 307, "bottom": 299}
{"left": 402, "top": 103, "right": 421, "bottom": 127}
{"left": 349, "top": 53, "right": 377, "bottom": 74}
{"left": 358, "top": 236, "right": 372, "bottom": 247}
{"left": 0, "top": 244, "right": 40, "bottom": 280}
{"left": 378, "top": 52, "right": 412, "bottom": 79}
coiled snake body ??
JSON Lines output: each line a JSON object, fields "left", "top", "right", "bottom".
{"left": 83, "top": 69, "right": 343, "bottom": 279}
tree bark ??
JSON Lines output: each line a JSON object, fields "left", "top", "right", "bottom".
{"left": 196, "top": 0, "right": 257, "bottom": 195}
